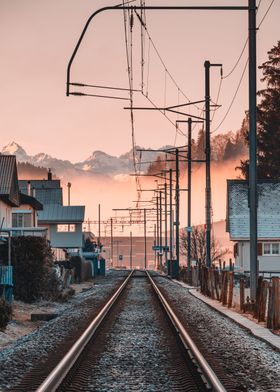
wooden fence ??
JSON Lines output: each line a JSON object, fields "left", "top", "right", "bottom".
{"left": 179, "top": 265, "right": 280, "bottom": 331}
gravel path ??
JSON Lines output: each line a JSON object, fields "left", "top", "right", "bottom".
{"left": 154, "top": 275, "right": 280, "bottom": 392}
{"left": 58, "top": 272, "right": 205, "bottom": 392}
{"left": 0, "top": 270, "right": 129, "bottom": 392}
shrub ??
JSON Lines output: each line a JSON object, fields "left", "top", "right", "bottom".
{"left": 0, "top": 299, "right": 12, "bottom": 330}
{"left": 9, "top": 236, "right": 60, "bottom": 303}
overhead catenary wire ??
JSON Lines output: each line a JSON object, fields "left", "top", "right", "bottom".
{"left": 134, "top": 10, "right": 201, "bottom": 111}
{"left": 212, "top": 0, "right": 275, "bottom": 133}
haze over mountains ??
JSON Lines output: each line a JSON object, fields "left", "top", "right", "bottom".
{"left": 1, "top": 141, "right": 172, "bottom": 178}
{"left": 0, "top": 140, "right": 245, "bottom": 230}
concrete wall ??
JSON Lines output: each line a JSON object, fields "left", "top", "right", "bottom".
{"left": 236, "top": 241, "right": 280, "bottom": 272}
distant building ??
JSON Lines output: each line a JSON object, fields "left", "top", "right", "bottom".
{"left": 19, "top": 170, "right": 85, "bottom": 259}
{"left": 227, "top": 179, "right": 280, "bottom": 272}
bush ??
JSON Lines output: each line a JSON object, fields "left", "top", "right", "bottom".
{"left": 8, "top": 236, "right": 60, "bottom": 303}
{"left": 0, "top": 299, "right": 12, "bottom": 330}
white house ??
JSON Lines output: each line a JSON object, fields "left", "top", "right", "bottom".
{"left": 227, "top": 179, "right": 280, "bottom": 273}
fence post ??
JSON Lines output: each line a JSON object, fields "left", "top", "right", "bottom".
{"left": 258, "top": 280, "right": 268, "bottom": 322}
{"left": 240, "top": 278, "right": 245, "bottom": 312}
{"left": 228, "top": 271, "right": 234, "bottom": 308}
{"left": 272, "top": 277, "right": 280, "bottom": 330}
{"left": 254, "top": 276, "right": 263, "bottom": 318}
{"left": 267, "top": 283, "right": 273, "bottom": 329}
{"left": 222, "top": 271, "right": 228, "bottom": 306}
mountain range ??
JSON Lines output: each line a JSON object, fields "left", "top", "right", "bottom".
{"left": 1, "top": 142, "right": 171, "bottom": 177}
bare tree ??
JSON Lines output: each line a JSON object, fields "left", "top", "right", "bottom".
{"left": 180, "top": 225, "right": 229, "bottom": 264}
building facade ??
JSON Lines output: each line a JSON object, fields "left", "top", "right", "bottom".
{"left": 227, "top": 180, "right": 280, "bottom": 273}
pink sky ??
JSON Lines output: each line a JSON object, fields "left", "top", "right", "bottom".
{"left": 1, "top": 0, "right": 279, "bottom": 162}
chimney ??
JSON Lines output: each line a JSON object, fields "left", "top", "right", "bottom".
{"left": 48, "top": 168, "right": 52, "bottom": 181}
{"left": 27, "top": 181, "right": 31, "bottom": 196}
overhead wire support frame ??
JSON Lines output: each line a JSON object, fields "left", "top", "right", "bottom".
{"left": 66, "top": 4, "right": 250, "bottom": 97}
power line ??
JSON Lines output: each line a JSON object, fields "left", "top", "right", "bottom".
{"left": 134, "top": 10, "right": 201, "bottom": 111}
{"left": 212, "top": 0, "right": 275, "bottom": 133}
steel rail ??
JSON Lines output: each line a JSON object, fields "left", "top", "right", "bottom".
{"left": 146, "top": 271, "right": 227, "bottom": 392}
{"left": 36, "top": 270, "right": 134, "bottom": 392}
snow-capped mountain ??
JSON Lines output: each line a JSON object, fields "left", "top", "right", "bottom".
{"left": 1, "top": 142, "right": 30, "bottom": 162}
{"left": 0, "top": 142, "right": 172, "bottom": 177}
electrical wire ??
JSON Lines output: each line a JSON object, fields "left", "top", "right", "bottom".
{"left": 134, "top": 10, "right": 201, "bottom": 111}
{"left": 212, "top": 58, "right": 248, "bottom": 133}
{"left": 222, "top": 0, "right": 262, "bottom": 80}
{"left": 212, "top": 0, "right": 275, "bottom": 133}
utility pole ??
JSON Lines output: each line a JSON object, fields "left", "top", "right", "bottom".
{"left": 249, "top": 0, "right": 258, "bottom": 300}
{"left": 187, "top": 118, "right": 192, "bottom": 269}
{"left": 169, "top": 169, "right": 173, "bottom": 263}
{"left": 130, "top": 231, "right": 133, "bottom": 269}
{"left": 175, "top": 148, "right": 180, "bottom": 268}
{"left": 159, "top": 190, "right": 163, "bottom": 270}
{"left": 110, "top": 217, "right": 113, "bottom": 267}
{"left": 204, "top": 61, "right": 222, "bottom": 267}
{"left": 205, "top": 61, "right": 211, "bottom": 268}
{"left": 164, "top": 180, "right": 168, "bottom": 266}
{"left": 156, "top": 195, "right": 159, "bottom": 269}
{"left": 144, "top": 208, "right": 147, "bottom": 269}
{"left": 98, "top": 203, "right": 101, "bottom": 247}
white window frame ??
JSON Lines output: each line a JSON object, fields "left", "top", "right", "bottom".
{"left": 12, "top": 211, "right": 32, "bottom": 228}
{"left": 262, "top": 242, "right": 280, "bottom": 256}
{"left": 57, "top": 224, "right": 76, "bottom": 233}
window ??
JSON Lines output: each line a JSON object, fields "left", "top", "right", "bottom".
{"left": 12, "top": 213, "right": 32, "bottom": 228}
{"left": 57, "top": 224, "right": 76, "bottom": 232}
{"left": 262, "top": 243, "right": 280, "bottom": 256}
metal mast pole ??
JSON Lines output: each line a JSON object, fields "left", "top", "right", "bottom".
{"left": 159, "top": 190, "right": 163, "bottom": 270}
{"left": 144, "top": 208, "right": 147, "bottom": 269}
{"left": 156, "top": 195, "right": 159, "bottom": 269}
{"left": 205, "top": 61, "right": 211, "bottom": 267}
{"left": 164, "top": 180, "right": 168, "bottom": 266}
{"left": 169, "top": 169, "right": 173, "bottom": 262}
{"left": 98, "top": 203, "right": 101, "bottom": 247}
{"left": 110, "top": 217, "right": 113, "bottom": 267}
{"left": 130, "top": 231, "right": 133, "bottom": 270}
{"left": 187, "top": 118, "right": 192, "bottom": 269}
{"left": 249, "top": 0, "right": 258, "bottom": 300}
{"left": 175, "top": 148, "right": 180, "bottom": 267}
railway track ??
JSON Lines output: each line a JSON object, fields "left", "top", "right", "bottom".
{"left": 11, "top": 270, "right": 227, "bottom": 392}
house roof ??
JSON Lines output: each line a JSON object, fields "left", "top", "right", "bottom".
{"left": 227, "top": 179, "right": 280, "bottom": 240}
{"left": 33, "top": 188, "right": 63, "bottom": 205}
{"left": 38, "top": 205, "right": 85, "bottom": 223}
{"left": 19, "top": 180, "right": 63, "bottom": 206}
{"left": 0, "top": 155, "right": 20, "bottom": 206}
{"left": 20, "top": 193, "right": 43, "bottom": 211}
{"left": 19, "top": 179, "right": 61, "bottom": 190}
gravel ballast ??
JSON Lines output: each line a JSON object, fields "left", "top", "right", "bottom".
{"left": 0, "top": 270, "right": 129, "bottom": 392}
{"left": 154, "top": 275, "right": 280, "bottom": 392}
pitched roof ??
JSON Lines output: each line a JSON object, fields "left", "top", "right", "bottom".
{"left": 20, "top": 193, "right": 43, "bottom": 211}
{"left": 33, "top": 188, "right": 63, "bottom": 205}
{"left": 19, "top": 179, "right": 61, "bottom": 190}
{"left": 19, "top": 180, "right": 63, "bottom": 206}
{"left": 0, "top": 155, "right": 20, "bottom": 206}
{"left": 227, "top": 179, "right": 280, "bottom": 240}
{"left": 38, "top": 205, "right": 85, "bottom": 223}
